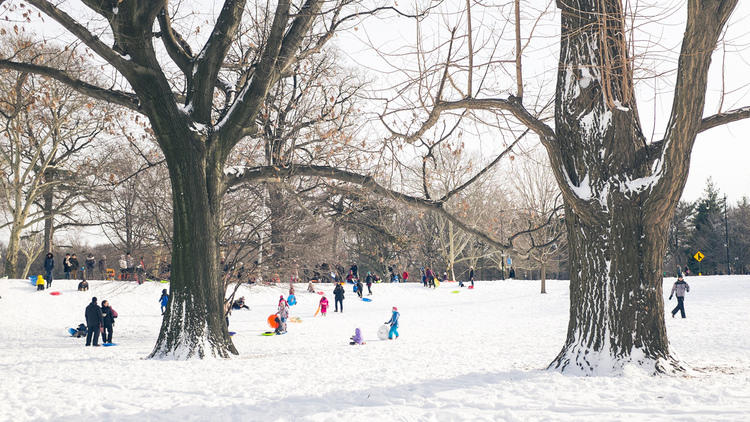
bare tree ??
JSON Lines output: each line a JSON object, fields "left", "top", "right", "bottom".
{"left": 508, "top": 150, "right": 566, "bottom": 293}
{"left": 372, "top": 0, "right": 750, "bottom": 373}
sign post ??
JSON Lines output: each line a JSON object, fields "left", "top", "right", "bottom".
{"left": 693, "top": 251, "right": 705, "bottom": 276}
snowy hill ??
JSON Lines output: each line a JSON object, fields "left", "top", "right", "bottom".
{"left": 1, "top": 276, "right": 749, "bottom": 421}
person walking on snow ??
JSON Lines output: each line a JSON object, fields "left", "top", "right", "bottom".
{"left": 319, "top": 295, "right": 329, "bottom": 316}
{"left": 159, "top": 289, "right": 169, "bottom": 315}
{"left": 333, "top": 282, "right": 345, "bottom": 312}
{"left": 85, "top": 297, "right": 103, "bottom": 346}
{"left": 469, "top": 266, "right": 475, "bottom": 288}
{"left": 385, "top": 307, "right": 400, "bottom": 340}
{"left": 63, "top": 253, "right": 72, "bottom": 279}
{"left": 44, "top": 253, "right": 54, "bottom": 289}
{"left": 669, "top": 275, "right": 690, "bottom": 318}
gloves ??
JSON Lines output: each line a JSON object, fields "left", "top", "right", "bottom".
{"left": 669, "top": 295, "right": 673, "bottom": 300}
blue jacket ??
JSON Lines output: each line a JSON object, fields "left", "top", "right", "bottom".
{"left": 387, "top": 311, "right": 399, "bottom": 328}
{"left": 44, "top": 257, "right": 54, "bottom": 271}
{"left": 159, "top": 294, "right": 169, "bottom": 307}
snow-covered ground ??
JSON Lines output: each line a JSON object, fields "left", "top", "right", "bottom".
{"left": 1, "top": 275, "right": 749, "bottom": 421}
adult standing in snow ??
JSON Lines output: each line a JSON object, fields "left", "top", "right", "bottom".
{"left": 85, "top": 297, "right": 103, "bottom": 346}
{"left": 100, "top": 300, "right": 117, "bottom": 344}
{"left": 136, "top": 256, "right": 146, "bottom": 284}
{"left": 85, "top": 253, "right": 96, "bottom": 279}
{"left": 119, "top": 255, "right": 128, "bottom": 280}
{"left": 63, "top": 253, "right": 72, "bottom": 279}
{"left": 356, "top": 279, "right": 364, "bottom": 298}
{"left": 98, "top": 255, "right": 107, "bottom": 279}
{"left": 365, "top": 272, "right": 373, "bottom": 295}
{"left": 669, "top": 275, "right": 691, "bottom": 318}
{"left": 469, "top": 266, "right": 475, "bottom": 288}
{"left": 385, "top": 307, "right": 400, "bottom": 340}
{"left": 126, "top": 253, "right": 135, "bottom": 281}
{"left": 44, "top": 253, "right": 54, "bottom": 289}
{"left": 69, "top": 254, "right": 80, "bottom": 279}
{"left": 333, "top": 282, "right": 345, "bottom": 312}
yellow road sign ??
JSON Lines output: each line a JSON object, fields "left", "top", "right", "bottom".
{"left": 694, "top": 251, "right": 705, "bottom": 262}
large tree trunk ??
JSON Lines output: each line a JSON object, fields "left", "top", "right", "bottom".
{"left": 547, "top": 0, "right": 679, "bottom": 374}
{"left": 549, "top": 199, "right": 679, "bottom": 373}
{"left": 42, "top": 187, "right": 55, "bottom": 254}
{"left": 149, "top": 146, "right": 237, "bottom": 359}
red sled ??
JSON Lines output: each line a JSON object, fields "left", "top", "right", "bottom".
{"left": 49, "top": 291, "right": 61, "bottom": 296}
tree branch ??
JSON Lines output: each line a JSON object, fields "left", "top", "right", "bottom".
{"left": 698, "top": 106, "right": 750, "bottom": 133}
{"left": 0, "top": 60, "right": 141, "bottom": 112}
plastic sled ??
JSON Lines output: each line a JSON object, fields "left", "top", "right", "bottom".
{"left": 68, "top": 328, "right": 77, "bottom": 336}
{"left": 102, "top": 343, "right": 118, "bottom": 347}
{"left": 49, "top": 291, "right": 61, "bottom": 296}
{"left": 361, "top": 297, "right": 372, "bottom": 302}
{"left": 317, "top": 291, "right": 324, "bottom": 295}
{"left": 29, "top": 276, "right": 38, "bottom": 285}
{"left": 160, "top": 280, "right": 170, "bottom": 284}
{"left": 289, "top": 317, "right": 302, "bottom": 323}
{"left": 267, "top": 314, "right": 279, "bottom": 329}
{"left": 468, "top": 285, "right": 474, "bottom": 289}
{"left": 451, "top": 290, "right": 460, "bottom": 294}
{"left": 261, "top": 332, "right": 276, "bottom": 336}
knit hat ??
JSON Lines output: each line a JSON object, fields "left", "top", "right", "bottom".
{"left": 392, "top": 306, "right": 397, "bottom": 311}
{"left": 91, "top": 297, "right": 97, "bottom": 303}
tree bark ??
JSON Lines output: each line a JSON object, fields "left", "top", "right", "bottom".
{"left": 540, "top": 262, "right": 546, "bottom": 294}
{"left": 149, "top": 138, "right": 237, "bottom": 358}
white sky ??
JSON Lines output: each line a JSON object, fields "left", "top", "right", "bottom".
{"left": 1, "top": 0, "right": 749, "bottom": 249}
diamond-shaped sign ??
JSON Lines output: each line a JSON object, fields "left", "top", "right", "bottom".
{"left": 694, "top": 251, "right": 705, "bottom": 262}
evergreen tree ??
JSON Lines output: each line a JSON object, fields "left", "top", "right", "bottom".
{"left": 728, "top": 197, "right": 750, "bottom": 274}
{"left": 687, "top": 179, "right": 725, "bottom": 274}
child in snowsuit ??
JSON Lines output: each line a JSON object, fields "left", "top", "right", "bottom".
{"left": 350, "top": 328, "right": 364, "bottom": 345}
{"left": 36, "top": 276, "right": 45, "bottom": 291}
{"left": 319, "top": 296, "right": 329, "bottom": 316}
{"left": 277, "top": 296, "right": 289, "bottom": 333}
{"left": 356, "top": 280, "right": 364, "bottom": 298}
{"left": 72, "top": 323, "right": 87, "bottom": 338}
{"left": 385, "top": 307, "right": 400, "bottom": 340}
{"left": 159, "top": 289, "right": 169, "bottom": 315}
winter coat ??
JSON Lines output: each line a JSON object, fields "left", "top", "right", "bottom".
{"left": 365, "top": 274, "right": 373, "bottom": 285}
{"left": 670, "top": 280, "right": 690, "bottom": 298}
{"left": 159, "top": 294, "right": 169, "bottom": 307}
{"left": 278, "top": 303, "right": 289, "bottom": 319}
{"left": 351, "top": 328, "right": 363, "bottom": 345}
{"left": 85, "top": 256, "right": 95, "bottom": 270}
{"left": 387, "top": 311, "right": 400, "bottom": 328}
{"left": 101, "top": 305, "right": 117, "bottom": 328}
{"left": 85, "top": 302, "right": 103, "bottom": 327}
{"left": 44, "top": 256, "right": 54, "bottom": 272}
{"left": 63, "top": 257, "right": 72, "bottom": 272}
{"left": 36, "top": 277, "right": 45, "bottom": 286}
{"left": 69, "top": 257, "right": 79, "bottom": 271}
{"left": 333, "top": 284, "right": 345, "bottom": 300}
{"left": 469, "top": 269, "right": 475, "bottom": 280}
{"left": 320, "top": 297, "right": 329, "bottom": 312}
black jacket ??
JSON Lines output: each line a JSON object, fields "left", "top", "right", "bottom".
{"left": 85, "top": 302, "right": 103, "bottom": 327}
{"left": 101, "top": 305, "right": 116, "bottom": 328}
{"left": 333, "top": 284, "right": 345, "bottom": 300}
{"left": 44, "top": 256, "right": 54, "bottom": 272}
{"left": 70, "top": 258, "right": 80, "bottom": 270}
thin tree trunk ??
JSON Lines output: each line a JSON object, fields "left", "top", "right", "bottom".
{"left": 540, "top": 262, "right": 547, "bottom": 294}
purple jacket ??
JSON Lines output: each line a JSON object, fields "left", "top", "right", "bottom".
{"left": 351, "top": 328, "right": 362, "bottom": 344}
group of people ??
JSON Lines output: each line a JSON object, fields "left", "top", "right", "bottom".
{"left": 43, "top": 252, "right": 109, "bottom": 284}
{"left": 118, "top": 253, "right": 148, "bottom": 283}
{"left": 81, "top": 297, "right": 118, "bottom": 346}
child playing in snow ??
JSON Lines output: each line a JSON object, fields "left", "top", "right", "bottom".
{"left": 159, "top": 289, "right": 169, "bottom": 315}
{"left": 319, "top": 295, "right": 328, "bottom": 316}
{"left": 385, "top": 307, "right": 400, "bottom": 340}
{"left": 349, "top": 328, "right": 364, "bottom": 345}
